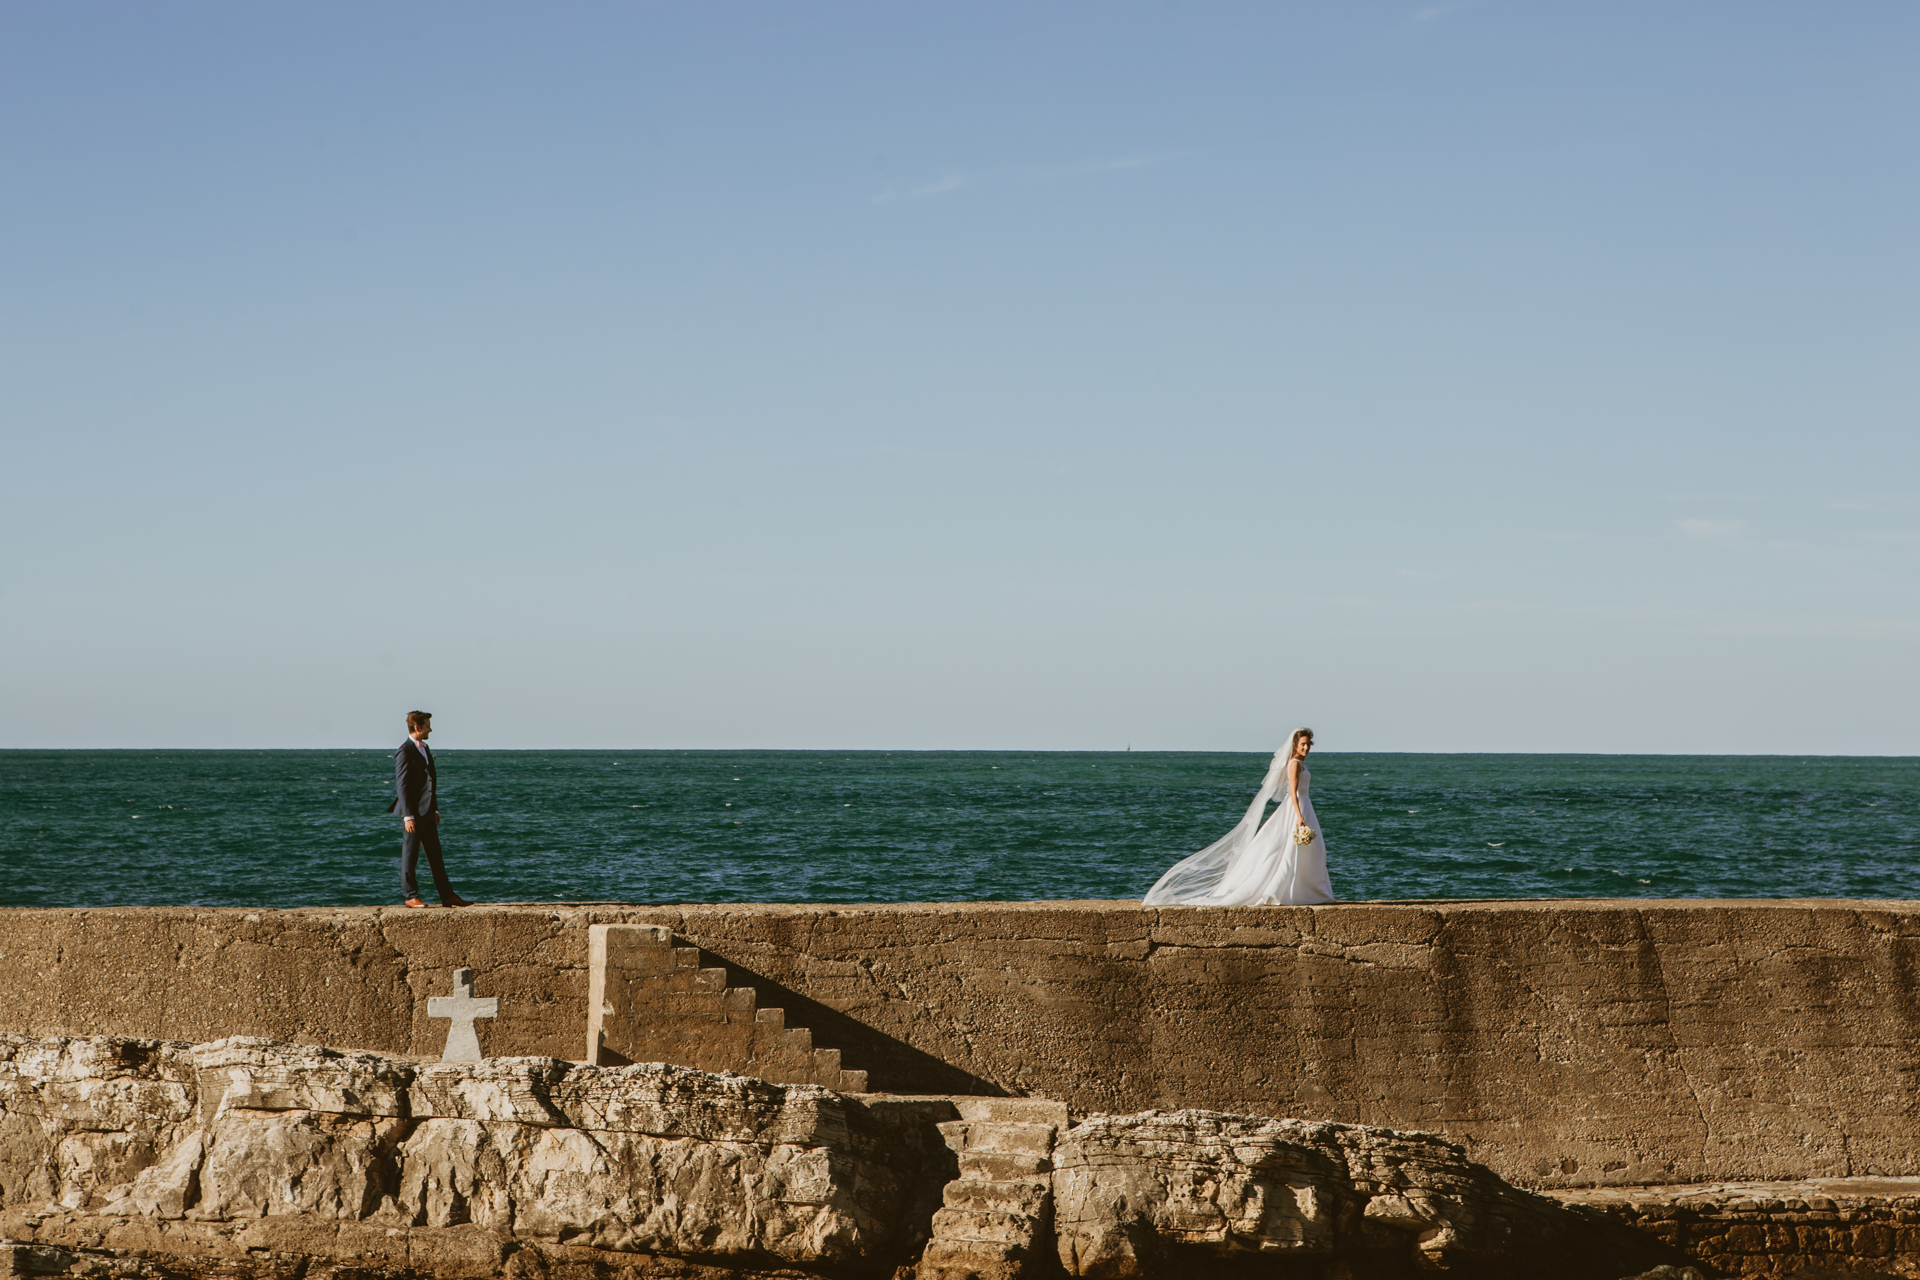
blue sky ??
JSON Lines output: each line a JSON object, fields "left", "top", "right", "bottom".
{"left": 3, "top": 2, "right": 1916, "bottom": 751}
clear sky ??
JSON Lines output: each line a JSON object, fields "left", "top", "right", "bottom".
{"left": 3, "top": 3, "right": 1916, "bottom": 752}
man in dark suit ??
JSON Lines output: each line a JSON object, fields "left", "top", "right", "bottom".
{"left": 388, "top": 710, "right": 472, "bottom": 908}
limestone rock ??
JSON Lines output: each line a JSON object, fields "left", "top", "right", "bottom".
{"left": 0, "top": 1035, "right": 946, "bottom": 1270}
{"left": 917, "top": 1099, "right": 1066, "bottom": 1280}
{"left": 412, "top": 1056, "right": 843, "bottom": 1144}
{"left": 392, "top": 1115, "right": 870, "bottom": 1258}
{"left": 402, "top": 1057, "right": 945, "bottom": 1260}
{"left": 1052, "top": 1109, "right": 1672, "bottom": 1278}
{"left": 174, "top": 1037, "right": 415, "bottom": 1225}
{"left": 96, "top": 1132, "right": 201, "bottom": 1219}
{"left": 4, "top": 1034, "right": 1694, "bottom": 1279}
{"left": 189, "top": 1035, "right": 412, "bottom": 1120}
{"left": 195, "top": 1108, "right": 407, "bottom": 1223}
{"left": 0, "top": 1035, "right": 196, "bottom": 1213}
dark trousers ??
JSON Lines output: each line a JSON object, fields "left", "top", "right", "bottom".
{"left": 400, "top": 816, "right": 458, "bottom": 903}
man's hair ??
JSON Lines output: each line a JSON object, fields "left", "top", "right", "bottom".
{"left": 406, "top": 710, "right": 433, "bottom": 732}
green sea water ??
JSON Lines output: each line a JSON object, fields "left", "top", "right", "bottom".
{"left": 0, "top": 750, "right": 1914, "bottom": 908}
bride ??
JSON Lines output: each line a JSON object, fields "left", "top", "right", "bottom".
{"left": 1143, "top": 728, "right": 1335, "bottom": 906}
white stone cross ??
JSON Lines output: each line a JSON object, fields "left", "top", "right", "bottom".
{"left": 427, "top": 968, "right": 498, "bottom": 1062}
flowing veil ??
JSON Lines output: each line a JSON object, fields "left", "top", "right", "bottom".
{"left": 1142, "top": 749, "right": 1291, "bottom": 905}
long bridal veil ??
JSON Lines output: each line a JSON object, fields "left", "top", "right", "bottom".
{"left": 1143, "top": 749, "right": 1293, "bottom": 906}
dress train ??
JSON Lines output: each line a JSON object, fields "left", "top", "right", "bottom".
{"left": 1143, "top": 752, "right": 1334, "bottom": 906}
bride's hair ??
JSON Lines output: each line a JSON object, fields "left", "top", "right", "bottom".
{"left": 1287, "top": 728, "right": 1314, "bottom": 757}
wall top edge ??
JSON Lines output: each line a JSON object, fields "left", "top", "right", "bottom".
{"left": 3, "top": 897, "right": 1918, "bottom": 920}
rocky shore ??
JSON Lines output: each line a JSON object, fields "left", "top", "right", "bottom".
{"left": 1, "top": 1034, "right": 1685, "bottom": 1279}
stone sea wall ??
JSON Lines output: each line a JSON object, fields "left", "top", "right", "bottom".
{"left": 3, "top": 900, "right": 1918, "bottom": 1191}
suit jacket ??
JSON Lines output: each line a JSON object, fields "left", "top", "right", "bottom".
{"left": 388, "top": 738, "right": 437, "bottom": 819}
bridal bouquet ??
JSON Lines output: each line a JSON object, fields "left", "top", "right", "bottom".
{"left": 1293, "top": 824, "right": 1316, "bottom": 845}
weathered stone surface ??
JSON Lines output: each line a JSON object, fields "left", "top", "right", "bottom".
{"left": 0, "top": 1036, "right": 947, "bottom": 1269}
{"left": 0, "top": 1211, "right": 827, "bottom": 1278}
{"left": 191, "top": 1035, "right": 413, "bottom": 1119}
{"left": 21, "top": 1036, "right": 1890, "bottom": 1277}
{"left": 918, "top": 1098, "right": 1068, "bottom": 1280}
{"left": 0, "top": 1035, "right": 197, "bottom": 1214}
{"left": 0, "top": 906, "right": 595, "bottom": 1066}
{"left": 412, "top": 1056, "right": 847, "bottom": 1145}
{"left": 588, "top": 925, "right": 869, "bottom": 1091}
{"left": 1052, "top": 1109, "right": 1674, "bottom": 1278}
{"left": 98, "top": 1131, "right": 201, "bottom": 1219}
{"left": 197, "top": 1107, "right": 405, "bottom": 1222}
{"left": 1558, "top": 1177, "right": 1920, "bottom": 1278}
{"left": 393, "top": 1116, "right": 872, "bottom": 1256}
{"left": 6, "top": 900, "right": 1920, "bottom": 1190}
{"left": 427, "top": 968, "right": 498, "bottom": 1063}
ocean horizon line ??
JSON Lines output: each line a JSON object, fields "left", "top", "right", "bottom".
{"left": 3, "top": 746, "right": 1916, "bottom": 758}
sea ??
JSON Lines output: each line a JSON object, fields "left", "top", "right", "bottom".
{"left": 0, "top": 750, "right": 1914, "bottom": 909}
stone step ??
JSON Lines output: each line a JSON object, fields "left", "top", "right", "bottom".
{"left": 920, "top": 1232, "right": 1045, "bottom": 1264}
{"left": 586, "top": 924, "right": 868, "bottom": 1094}
{"left": 941, "top": 1179, "right": 1051, "bottom": 1215}
{"left": 959, "top": 1151, "right": 1051, "bottom": 1181}
{"left": 938, "top": 1119, "right": 1059, "bottom": 1158}
{"left": 927, "top": 1209, "right": 1050, "bottom": 1245}
{"left": 952, "top": 1097, "right": 1071, "bottom": 1127}
{"left": 917, "top": 1106, "right": 1062, "bottom": 1279}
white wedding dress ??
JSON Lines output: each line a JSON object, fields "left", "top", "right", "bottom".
{"left": 1143, "top": 751, "right": 1335, "bottom": 906}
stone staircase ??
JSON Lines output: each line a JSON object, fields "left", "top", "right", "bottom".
{"left": 917, "top": 1097, "right": 1069, "bottom": 1280}
{"left": 585, "top": 923, "right": 867, "bottom": 1092}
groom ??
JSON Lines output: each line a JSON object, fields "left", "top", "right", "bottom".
{"left": 388, "top": 710, "right": 472, "bottom": 908}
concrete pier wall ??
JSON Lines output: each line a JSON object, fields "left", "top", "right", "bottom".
{"left": 3, "top": 899, "right": 1916, "bottom": 1190}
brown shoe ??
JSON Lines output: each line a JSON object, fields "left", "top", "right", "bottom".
{"left": 403, "top": 898, "right": 429, "bottom": 909}
{"left": 444, "top": 896, "right": 473, "bottom": 908}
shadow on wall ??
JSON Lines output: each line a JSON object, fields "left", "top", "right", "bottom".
{"left": 716, "top": 955, "right": 1007, "bottom": 1097}
{"left": 585, "top": 922, "right": 1007, "bottom": 1097}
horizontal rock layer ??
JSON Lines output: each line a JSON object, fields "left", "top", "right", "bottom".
{"left": 1052, "top": 1109, "right": 1672, "bottom": 1278}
